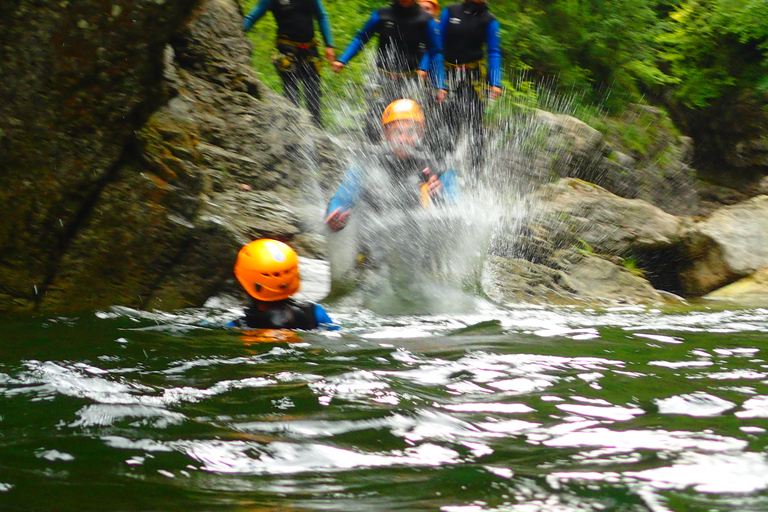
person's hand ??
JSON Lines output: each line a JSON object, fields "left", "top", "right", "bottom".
{"left": 324, "top": 47, "right": 336, "bottom": 64}
{"left": 416, "top": 69, "right": 428, "bottom": 80}
{"left": 325, "top": 207, "right": 351, "bottom": 231}
{"left": 331, "top": 60, "right": 345, "bottom": 74}
{"left": 436, "top": 88, "right": 448, "bottom": 103}
{"left": 425, "top": 174, "right": 442, "bottom": 197}
{"left": 490, "top": 86, "right": 502, "bottom": 100}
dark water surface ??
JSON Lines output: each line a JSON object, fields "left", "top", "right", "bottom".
{"left": 2, "top": 303, "right": 768, "bottom": 511}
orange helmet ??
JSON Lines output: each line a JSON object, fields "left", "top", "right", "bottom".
{"left": 381, "top": 99, "right": 424, "bottom": 126}
{"left": 420, "top": 0, "right": 439, "bottom": 9}
{"left": 234, "top": 239, "right": 300, "bottom": 301}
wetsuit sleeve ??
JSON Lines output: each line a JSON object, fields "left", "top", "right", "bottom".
{"left": 418, "top": 51, "right": 430, "bottom": 72}
{"left": 337, "top": 11, "right": 380, "bottom": 64}
{"left": 438, "top": 169, "right": 461, "bottom": 204}
{"left": 486, "top": 18, "right": 502, "bottom": 88}
{"left": 327, "top": 166, "right": 364, "bottom": 215}
{"left": 426, "top": 18, "right": 446, "bottom": 90}
{"left": 243, "top": 0, "right": 272, "bottom": 32}
{"left": 314, "top": 304, "right": 341, "bottom": 330}
{"left": 314, "top": 0, "right": 335, "bottom": 47}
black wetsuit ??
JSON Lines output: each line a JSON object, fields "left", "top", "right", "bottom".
{"left": 244, "top": 0, "right": 335, "bottom": 127}
{"left": 440, "top": 1, "right": 502, "bottom": 168}
{"left": 231, "top": 299, "right": 320, "bottom": 330}
{"left": 337, "top": 2, "right": 444, "bottom": 141}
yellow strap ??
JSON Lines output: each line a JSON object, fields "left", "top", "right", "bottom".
{"left": 276, "top": 37, "right": 317, "bottom": 49}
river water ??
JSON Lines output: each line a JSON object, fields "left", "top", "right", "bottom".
{"left": 2, "top": 296, "right": 768, "bottom": 511}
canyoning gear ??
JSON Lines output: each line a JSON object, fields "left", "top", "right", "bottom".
{"left": 234, "top": 239, "right": 300, "bottom": 302}
{"left": 244, "top": 0, "right": 334, "bottom": 48}
{"left": 326, "top": 146, "right": 460, "bottom": 218}
{"left": 382, "top": 99, "right": 425, "bottom": 126}
{"left": 441, "top": 2, "right": 502, "bottom": 88}
{"left": 439, "top": 1, "right": 502, "bottom": 167}
{"left": 243, "top": 0, "right": 333, "bottom": 127}
{"left": 421, "top": 0, "right": 440, "bottom": 9}
{"left": 337, "top": 2, "right": 445, "bottom": 89}
{"left": 230, "top": 299, "right": 337, "bottom": 330}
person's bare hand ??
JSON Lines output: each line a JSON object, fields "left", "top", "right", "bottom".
{"left": 436, "top": 88, "right": 448, "bottom": 102}
{"left": 325, "top": 207, "right": 350, "bottom": 231}
{"left": 490, "top": 86, "right": 502, "bottom": 100}
{"left": 425, "top": 174, "right": 442, "bottom": 196}
{"left": 331, "top": 60, "right": 345, "bottom": 74}
{"left": 416, "top": 69, "right": 428, "bottom": 80}
{"left": 324, "top": 47, "right": 336, "bottom": 64}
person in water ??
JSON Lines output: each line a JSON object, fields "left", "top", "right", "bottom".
{"left": 230, "top": 239, "right": 338, "bottom": 330}
{"left": 243, "top": 0, "right": 335, "bottom": 127}
{"left": 440, "top": 0, "right": 502, "bottom": 168}
{"left": 325, "top": 99, "right": 459, "bottom": 232}
{"left": 331, "top": 0, "right": 447, "bottom": 141}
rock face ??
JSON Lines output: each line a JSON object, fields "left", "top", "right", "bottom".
{"left": 496, "top": 105, "right": 701, "bottom": 217}
{"left": 483, "top": 179, "right": 685, "bottom": 306}
{"left": 705, "top": 266, "right": 768, "bottom": 300}
{"left": 680, "top": 196, "right": 768, "bottom": 296}
{"left": 0, "top": 0, "right": 341, "bottom": 313}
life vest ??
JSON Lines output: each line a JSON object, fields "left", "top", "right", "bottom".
{"left": 360, "top": 148, "right": 436, "bottom": 211}
{"left": 375, "top": 2, "right": 433, "bottom": 74}
{"left": 443, "top": 2, "right": 496, "bottom": 65}
{"left": 235, "top": 299, "right": 319, "bottom": 330}
{"left": 271, "top": 0, "right": 322, "bottom": 45}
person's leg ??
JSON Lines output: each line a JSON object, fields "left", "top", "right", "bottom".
{"left": 301, "top": 59, "right": 323, "bottom": 128}
{"left": 468, "top": 86, "right": 485, "bottom": 170}
{"left": 280, "top": 69, "right": 301, "bottom": 108}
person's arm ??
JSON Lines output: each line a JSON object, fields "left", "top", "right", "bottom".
{"left": 486, "top": 18, "right": 503, "bottom": 89}
{"left": 437, "top": 169, "right": 461, "bottom": 203}
{"left": 325, "top": 166, "right": 364, "bottom": 231}
{"left": 336, "top": 11, "right": 380, "bottom": 65}
{"left": 313, "top": 0, "right": 334, "bottom": 48}
{"left": 313, "top": 304, "right": 341, "bottom": 330}
{"left": 243, "top": 0, "right": 272, "bottom": 32}
{"left": 426, "top": 18, "right": 446, "bottom": 92}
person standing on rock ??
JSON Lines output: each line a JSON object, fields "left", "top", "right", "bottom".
{"left": 440, "top": 0, "right": 502, "bottom": 169}
{"left": 331, "top": 0, "right": 447, "bottom": 141}
{"left": 243, "top": 0, "right": 336, "bottom": 127}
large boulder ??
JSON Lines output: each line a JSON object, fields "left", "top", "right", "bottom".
{"left": 704, "top": 267, "right": 768, "bottom": 302}
{"left": 0, "top": 0, "right": 343, "bottom": 313}
{"left": 493, "top": 105, "right": 701, "bottom": 216}
{"left": 483, "top": 179, "right": 685, "bottom": 306}
{"left": 680, "top": 195, "right": 768, "bottom": 295}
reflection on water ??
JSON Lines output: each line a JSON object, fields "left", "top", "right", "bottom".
{"left": 0, "top": 304, "right": 767, "bottom": 511}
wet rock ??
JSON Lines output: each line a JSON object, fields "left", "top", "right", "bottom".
{"left": 483, "top": 178, "right": 683, "bottom": 306}
{"left": 680, "top": 195, "right": 768, "bottom": 296}
{"left": 530, "top": 178, "right": 685, "bottom": 256}
{"left": 1, "top": 0, "right": 345, "bottom": 313}
{"left": 704, "top": 266, "right": 768, "bottom": 301}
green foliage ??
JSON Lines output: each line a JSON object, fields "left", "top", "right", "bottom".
{"left": 621, "top": 255, "right": 646, "bottom": 278}
{"left": 241, "top": 0, "right": 767, "bottom": 119}
{"left": 657, "top": 0, "right": 768, "bottom": 107}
